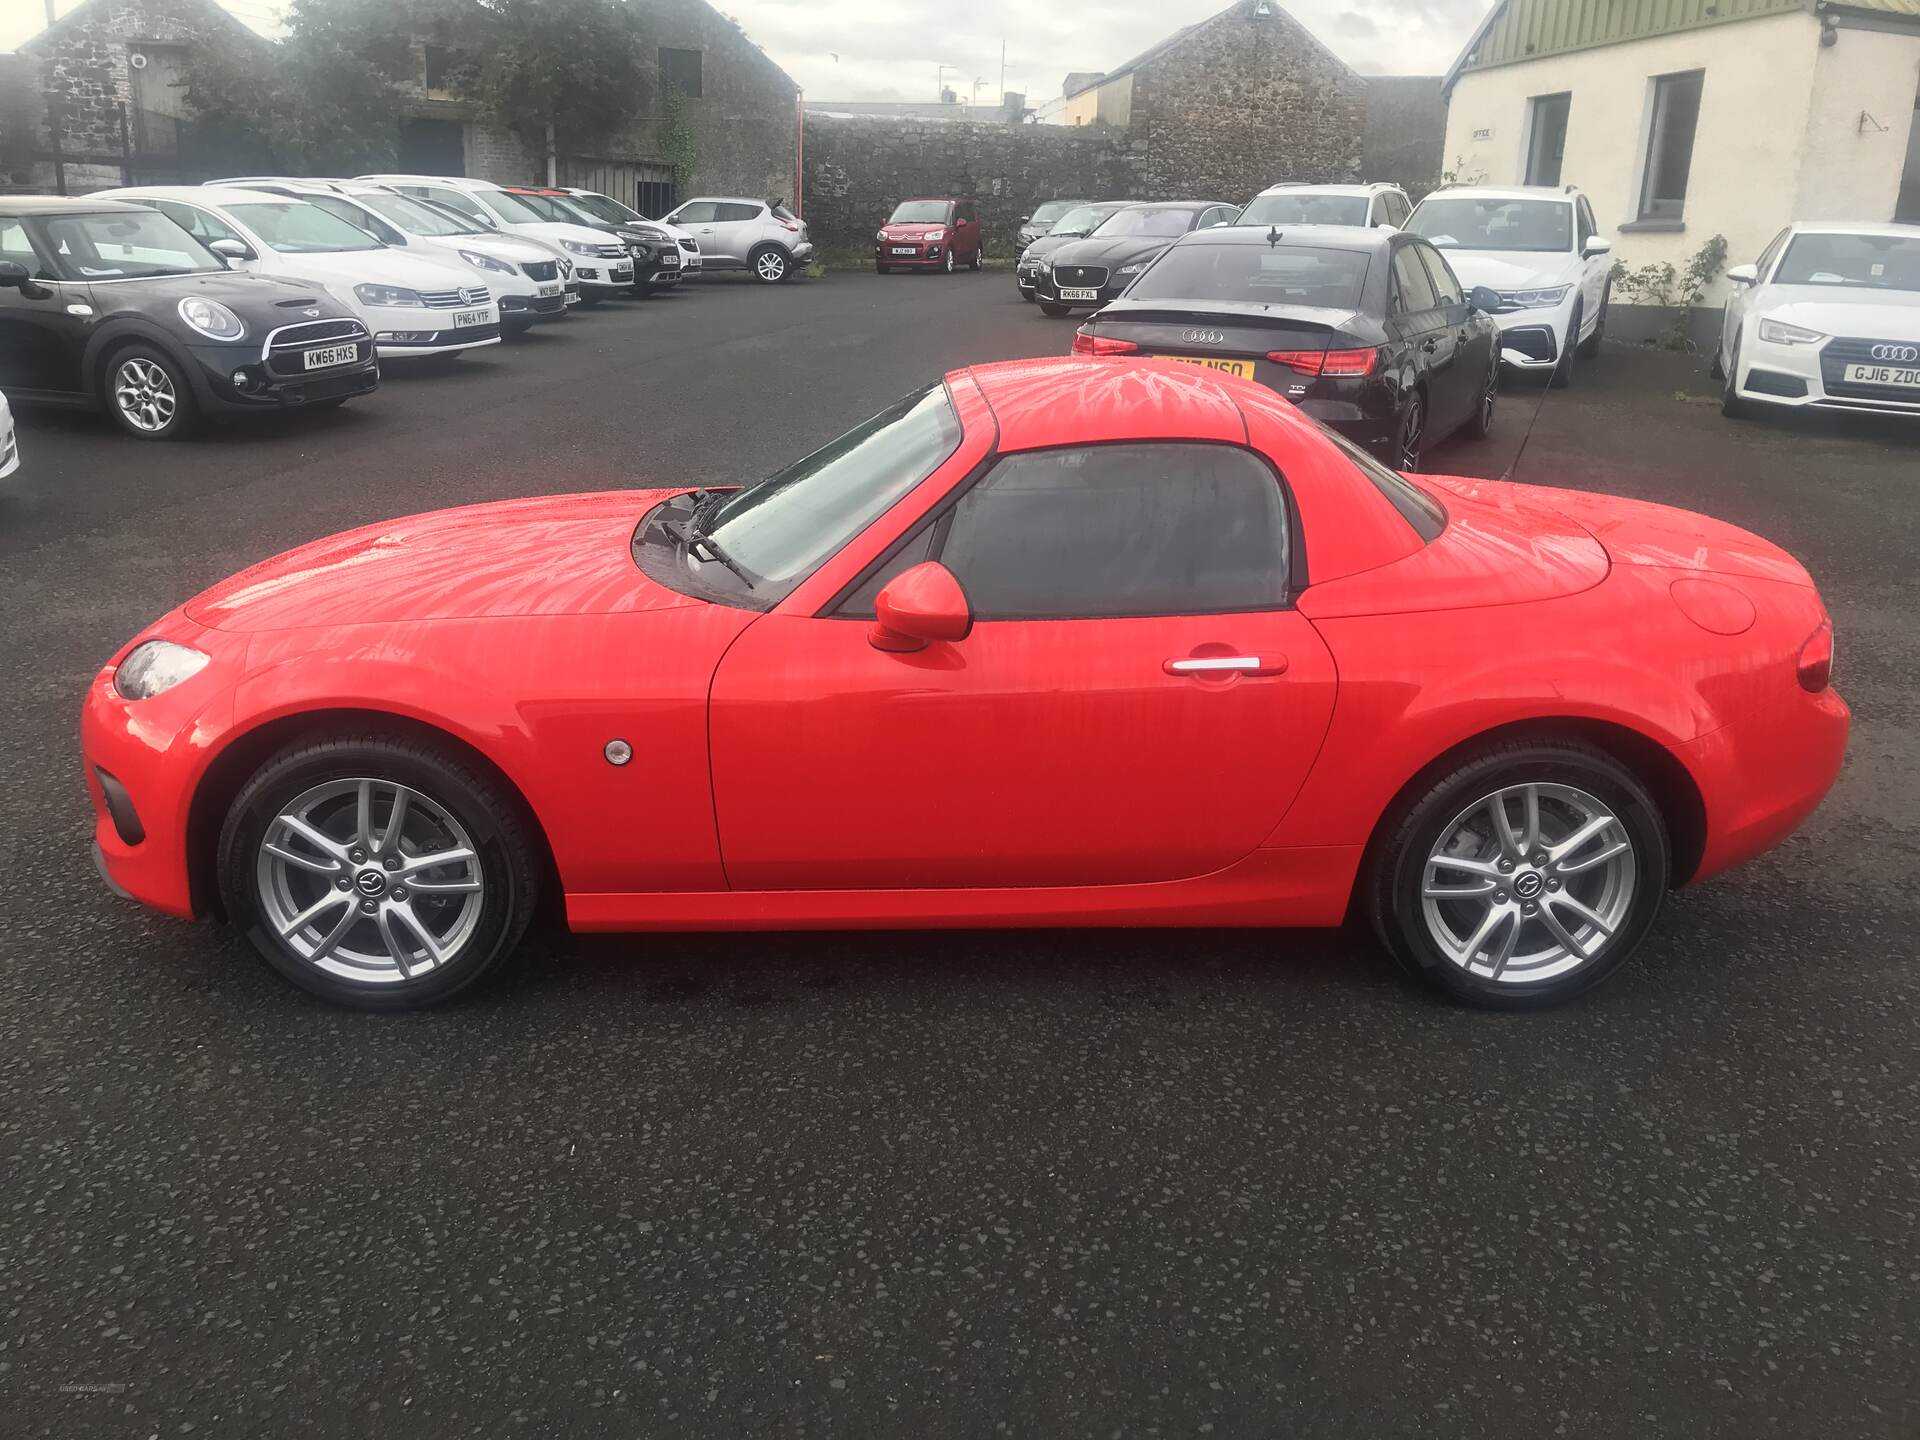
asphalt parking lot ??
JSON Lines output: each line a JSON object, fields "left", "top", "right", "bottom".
{"left": 3, "top": 271, "right": 1916, "bottom": 1438}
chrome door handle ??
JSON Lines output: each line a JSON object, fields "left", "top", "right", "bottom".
{"left": 1164, "top": 654, "right": 1288, "bottom": 677}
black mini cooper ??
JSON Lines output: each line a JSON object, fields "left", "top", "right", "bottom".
{"left": 0, "top": 196, "right": 379, "bottom": 440}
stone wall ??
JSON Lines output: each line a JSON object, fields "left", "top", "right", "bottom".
{"left": 1361, "top": 76, "right": 1447, "bottom": 196}
{"left": 802, "top": 115, "right": 1135, "bottom": 254}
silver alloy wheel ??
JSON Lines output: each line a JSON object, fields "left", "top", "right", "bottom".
{"left": 113, "top": 357, "right": 177, "bottom": 434}
{"left": 1399, "top": 395, "right": 1424, "bottom": 471}
{"left": 755, "top": 249, "right": 786, "bottom": 282}
{"left": 1421, "top": 781, "right": 1637, "bottom": 984}
{"left": 943, "top": 248, "right": 955, "bottom": 274}
{"left": 255, "top": 777, "right": 485, "bottom": 985}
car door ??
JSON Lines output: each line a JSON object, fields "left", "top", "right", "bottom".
{"left": 665, "top": 200, "right": 724, "bottom": 263}
{"left": 708, "top": 441, "right": 1339, "bottom": 891}
{"left": 0, "top": 218, "right": 88, "bottom": 396}
{"left": 1388, "top": 242, "right": 1451, "bottom": 431}
{"left": 1413, "top": 240, "right": 1482, "bottom": 431}
{"left": 710, "top": 202, "right": 767, "bottom": 265}
{"left": 949, "top": 201, "right": 973, "bottom": 260}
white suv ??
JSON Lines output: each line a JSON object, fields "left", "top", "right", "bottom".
{"left": 98, "top": 186, "right": 502, "bottom": 358}
{"left": 659, "top": 197, "right": 814, "bottom": 282}
{"left": 554, "top": 188, "right": 701, "bottom": 276}
{"left": 1406, "top": 185, "right": 1613, "bottom": 387}
{"left": 1237, "top": 182, "right": 1413, "bottom": 230}
{"left": 213, "top": 180, "right": 569, "bottom": 334}
{"left": 357, "top": 176, "right": 634, "bottom": 302}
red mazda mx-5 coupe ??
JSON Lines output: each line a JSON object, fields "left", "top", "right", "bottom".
{"left": 82, "top": 359, "right": 1848, "bottom": 1011}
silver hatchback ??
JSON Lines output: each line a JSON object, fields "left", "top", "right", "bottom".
{"left": 660, "top": 196, "right": 815, "bottom": 282}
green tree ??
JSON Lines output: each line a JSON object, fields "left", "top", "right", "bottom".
{"left": 450, "top": 0, "right": 652, "bottom": 156}
{"left": 182, "top": 33, "right": 405, "bottom": 175}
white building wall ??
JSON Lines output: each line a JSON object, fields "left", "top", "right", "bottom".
{"left": 1442, "top": 11, "right": 1823, "bottom": 302}
{"left": 1794, "top": 28, "right": 1920, "bottom": 226}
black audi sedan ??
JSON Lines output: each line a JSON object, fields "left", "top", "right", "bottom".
{"left": 1033, "top": 200, "right": 1239, "bottom": 316}
{"left": 1066, "top": 224, "right": 1503, "bottom": 472}
{"left": 0, "top": 196, "right": 377, "bottom": 440}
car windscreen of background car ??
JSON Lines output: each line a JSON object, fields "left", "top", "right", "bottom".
{"left": 1030, "top": 201, "right": 1076, "bottom": 226}
{"left": 228, "top": 202, "right": 383, "bottom": 253}
{"left": 1093, "top": 209, "right": 1196, "bottom": 239}
{"left": 1238, "top": 194, "right": 1368, "bottom": 227}
{"left": 1775, "top": 233, "right": 1920, "bottom": 292}
{"left": 1126, "top": 244, "right": 1370, "bottom": 310}
{"left": 38, "top": 210, "right": 222, "bottom": 279}
{"left": 476, "top": 189, "right": 549, "bottom": 225}
{"left": 889, "top": 201, "right": 951, "bottom": 223}
{"left": 572, "top": 194, "right": 641, "bottom": 224}
{"left": 359, "top": 191, "right": 480, "bottom": 237}
{"left": 1408, "top": 198, "right": 1571, "bottom": 253}
{"left": 1047, "top": 205, "right": 1113, "bottom": 238}
{"left": 705, "top": 385, "right": 961, "bottom": 597}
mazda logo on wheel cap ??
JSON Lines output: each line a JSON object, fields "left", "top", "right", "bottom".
{"left": 1512, "top": 872, "right": 1545, "bottom": 900}
{"left": 355, "top": 869, "right": 387, "bottom": 897}
{"left": 1181, "top": 328, "right": 1224, "bottom": 344}
{"left": 1870, "top": 343, "right": 1919, "bottom": 363}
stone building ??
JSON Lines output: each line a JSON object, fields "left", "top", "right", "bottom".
{"left": 2, "top": 0, "right": 267, "bottom": 193}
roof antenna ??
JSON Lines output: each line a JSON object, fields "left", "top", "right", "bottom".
{"left": 1265, "top": 224, "right": 1282, "bottom": 248}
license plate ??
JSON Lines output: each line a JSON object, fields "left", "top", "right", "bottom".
{"left": 612, "top": 266, "right": 633, "bottom": 281}
{"left": 1059, "top": 286, "right": 1099, "bottom": 301}
{"left": 537, "top": 282, "right": 561, "bottom": 297}
{"left": 451, "top": 308, "right": 489, "bottom": 328}
{"left": 1843, "top": 363, "right": 1920, "bottom": 388}
{"left": 661, "top": 252, "right": 679, "bottom": 267}
{"left": 1154, "top": 354, "right": 1256, "bottom": 379}
{"left": 565, "top": 291, "right": 581, "bottom": 305}
{"left": 891, "top": 246, "right": 917, "bottom": 255}
{"left": 303, "top": 343, "right": 358, "bottom": 370}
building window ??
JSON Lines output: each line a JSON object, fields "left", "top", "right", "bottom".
{"left": 423, "top": 44, "right": 453, "bottom": 95}
{"left": 660, "top": 47, "right": 703, "bottom": 98}
{"left": 1639, "top": 70, "right": 1704, "bottom": 221}
{"left": 1524, "top": 92, "right": 1570, "bottom": 187}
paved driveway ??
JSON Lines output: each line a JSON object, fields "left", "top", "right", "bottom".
{"left": 2, "top": 273, "right": 1914, "bottom": 1437}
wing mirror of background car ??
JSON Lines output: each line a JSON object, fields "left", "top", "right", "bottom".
{"left": 208, "top": 238, "right": 256, "bottom": 265}
{"left": 0, "top": 260, "right": 29, "bottom": 289}
{"left": 869, "top": 562, "right": 974, "bottom": 654}
{"left": 1582, "top": 236, "right": 1613, "bottom": 259}
{"left": 1469, "top": 285, "right": 1503, "bottom": 314}
{"left": 1727, "top": 263, "right": 1759, "bottom": 286}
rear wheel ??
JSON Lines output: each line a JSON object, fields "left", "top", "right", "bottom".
{"left": 1395, "top": 389, "right": 1427, "bottom": 472}
{"left": 218, "top": 735, "right": 539, "bottom": 1011}
{"left": 970, "top": 246, "right": 983, "bottom": 272}
{"left": 1367, "top": 740, "right": 1669, "bottom": 1009}
{"left": 752, "top": 246, "right": 789, "bottom": 283}
{"left": 103, "top": 345, "right": 200, "bottom": 441}
{"left": 1463, "top": 355, "right": 1498, "bottom": 441}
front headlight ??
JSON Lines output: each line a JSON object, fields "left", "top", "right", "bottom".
{"left": 354, "top": 283, "right": 423, "bottom": 307}
{"left": 876, "top": 230, "right": 889, "bottom": 242}
{"left": 559, "top": 239, "right": 595, "bottom": 256}
{"left": 1758, "top": 318, "right": 1827, "bottom": 346}
{"left": 1496, "top": 285, "right": 1572, "bottom": 309}
{"left": 114, "top": 640, "right": 210, "bottom": 700}
{"left": 926, "top": 228, "right": 946, "bottom": 242}
{"left": 558, "top": 257, "right": 574, "bottom": 278}
{"left": 457, "top": 249, "right": 515, "bottom": 275}
{"left": 176, "top": 296, "right": 245, "bottom": 341}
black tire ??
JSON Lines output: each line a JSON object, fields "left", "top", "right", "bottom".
{"left": 503, "top": 318, "right": 535, "bottom": 338}
{"left": 1550, "top": 303, "right": 1581, "bottom": 388}
{"left": 750, "top": 245, "right": 789, "bottom": 283}
{"left": 1463, "top": 355, "right": 1498, "bottom": 441}
{"left": 876, "top": 262, "right": 890, "bottom": 275}
{"left": 1721, "top": 339, "right": 1750, "bottom": 419}
{"left": 1365, "top": 739, "right": 1669, "bottom": 1010}
{"left": 1395, "top": 388, "right": 1427, "bottom": 472}
{"left": 1040, "top": 302, "right": 1070, "bottom": 318}
{"left": 970, "top": 247, "right": 983, "bottom": 271}
{"left": 217, "top": 734, "right": 539, "bottom": 1011}
{"left": 307, "top": 397, "right": 349, "bottom": 411}
{"left": 577, "top": 290, "right": 603, "bottom": 307}
{"left": 101, "top": 342, "right": 201, "bottom": 441}
{"left": 943, "top": 248, "right": 956, "bottom": 275}
{"left": 1578, "top": 285, "right": 1607, "bottom": 359}
{"left": 1020, "top": 289, "right": 1035, "bottom": 304}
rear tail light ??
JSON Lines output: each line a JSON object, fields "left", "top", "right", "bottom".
{"left": 1266, "top": 347, "right": 1379, "bottom": 377}
{"left": 1797, "top": 620, "right": 1834, "bottom": 692}
{"left": 777, "top": 219, "right": 801, "bottom": 232}
{"left": 1072, "top": 332, "right": 1139, "bottom": 356}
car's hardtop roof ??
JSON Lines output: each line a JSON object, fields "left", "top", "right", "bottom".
{"left": 1182, "top": 222, "right": 1391, "bottom": 253}
{"left": 107, "top": 185, "right": 300, "bottom": 206}
{"left": 1255, "top": 182, "right": 1399, "bottom": 196}
{"left": 355, "top": 175, "right": 505, "bottom": 191}
{"left": 1113, "top": 199, "right": 1232, "bottom": 212}
{"left": 1784, "top": 220, "right": 1920, "bottom": 239}
{"left": 897, "top": 196, "right": 966, "bottom": 203}
{"left": 0, "top": 195, "right": 151, "bottom": 217}
{"left": 1421, "top": 186, "right": 1575, "bottom": 205}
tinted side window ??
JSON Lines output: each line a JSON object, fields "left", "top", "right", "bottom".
{"left": 672, "top": 201, "right": 717, "bottom": 224}
{"left": 1576, "top": 198, "right": 1596, "bottom": 246}
{"left": 716, "top": 202, "right": 763, "bottom": 222}
{"left": 935, "top": 444, "right": 1289, "bottom": 620}
{"left": 1390, "top": 245, "right": 1437, "bottom": 314}
{"left": 1388, "top": 193, "right": 1412, "bottom": 226}
{"left": 0, "top": 218, "right": 48, "bottom": 276}
{"left": 1755, "top": 227, "right": 1790, "bottom": 279}
{"left": 1417, "top": 243, "right": 1464, "bottom": 307}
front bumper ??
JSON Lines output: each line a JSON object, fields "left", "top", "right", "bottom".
{"left": 1732, "top": 333, "right": 1920, "bottom": 417}
{"left": 635, "top": 254, "right": 685, "bottom": 288}
{"left": 185, "top": 343, "right": 380, "bottom": 413}
{"left": 571, "top": 262, "right": 636, "bottom": 290}
{"left": 876, "top": 241, "right": 949, "bottom": 269}
{"left": 1032, "top": 274, "right": 1126, "bottom": 309}
{"left": 500, "top": 290, "right": 570, "bottom": 325}
{"left": 1491, "top": 301, "right": 1573, "bottom": 371}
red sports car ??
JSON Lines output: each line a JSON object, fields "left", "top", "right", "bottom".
{"left": 81, "top": 359, "right": 1848, "bottom": 1011}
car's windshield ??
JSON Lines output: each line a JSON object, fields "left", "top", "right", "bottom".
{"left": 35, "top": 209, "right": 223, "bottom": 279}
{"left": 475, "top": 189, "right": 549, "bottom": 225}
{"left": 227, "top": 202, "right": 383, "bottom": 253}
{"left": 512, "top": 193, "right": 600, "bottom": 225}
{"left": 889, "top": 200, "right": 952, "bottom": 224}
{"left": 569, "top": 193, "right": 642, "bottom": 224}
{"left": 696, "top": 384, "right": 963, "bottom": 601}
{"left": 1093, "top": 208, "right": 1195, "bottom": 239}
{"left": 1238, "top": 192, "right": 1369, "bottom": 227}
{"left": 357, "top": 190, "right": 482, "bottom": 237}
{"left": 1047, "top": 204, "right": 1117, "bottom": 238}
{"left": 1029, "top": 201, "right": 1079, "bottom": 227}
{"left": 1407, "top": 197, "right": 1572, "bottom": 253}
{"left": 1774, "top": 233, "right": 1920, "bottom": 292}
{"left": 1126, "top": 243, "right": 1371, "bottom": 309}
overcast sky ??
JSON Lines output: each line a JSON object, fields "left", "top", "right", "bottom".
{"left": 1, "top": 0, "right": 1489, "bottom": 102}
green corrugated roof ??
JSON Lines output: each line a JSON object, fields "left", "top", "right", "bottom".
{"left": 1450, "top": 0, "right": 1805, "bottom": 85}
{"left": 1829, "top": 0, "right": 1920, "bottom": 14}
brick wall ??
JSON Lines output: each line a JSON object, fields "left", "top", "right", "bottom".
{"left": 1362, "top": 76, "right": 1447, "bottom": 196}
{"left": 464, "top": 123, "right": 540, "bottom": 185}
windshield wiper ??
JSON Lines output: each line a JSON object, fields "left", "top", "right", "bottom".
{"left": 664, "top": 516, "right": 754, "bottom": 590}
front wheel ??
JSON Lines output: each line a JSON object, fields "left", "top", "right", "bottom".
{"left": 1578, "top": 285, "right": 1608, "bottom": 358}
{"left": 103, "top": 344, "right": 200, "bottom": 441}
{"left": 218, "top": 735, "right": 539, "bottom": 1011}
{"left": 1721, "top": 339, "right": 1750, "bottom": 419}
{"left": 1039, "top": 302, "right": 1070, "bottom": 318}
{"left": 752, "top": 246, "right": 789, "bottom": 283}
{"left": 1550, "top": 304, "right": 1581, "bottom": 388}
{"left": 1367, "top": 740, "right": 1669, "bottom": 1009}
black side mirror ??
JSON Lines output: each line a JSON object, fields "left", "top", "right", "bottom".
{"left": 1469, "top": 285, "right": 1502, "bottom": 313}
{"left": 0, "top": 260, "right": 28, "bottom": 289}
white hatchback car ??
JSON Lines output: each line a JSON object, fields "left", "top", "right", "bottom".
{"left": 1236, "top": 182, "right": 1413, "bottom": 230}
{"left": 357, "top": 176, "right": 633, "bottom": 302}
{"left": 1406, "top": 185, "right": 1613, "bottom": 387}
{"left": 98, "top": 186, "right": 501, "bottom": 358}
{"left": 1715, "top": 222, "right": 1920, "bottom": 420}
{"left": 212, "top": 180, "right": 570, "bottom": 334}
